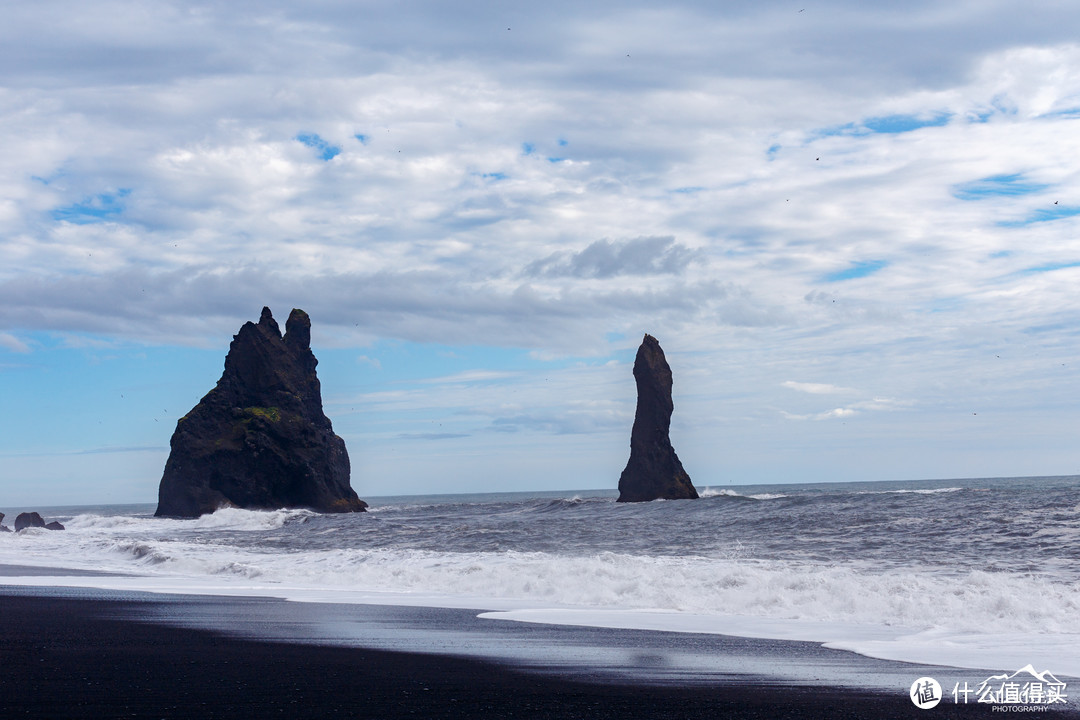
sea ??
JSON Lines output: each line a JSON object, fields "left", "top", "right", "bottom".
{"left": 2, "top": 475, "right": 1078, "bottom": 679}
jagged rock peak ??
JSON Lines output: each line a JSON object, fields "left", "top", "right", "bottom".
{"left": 258, "top": 305, "right": 279, "bottom": 333}
{"left": 284, "top": 308, "right": 311, "bottom": 350}
{"left": 155, "top": 307, "right": 367, "bottom": 518}
{"left": 617, "top": 333, "right": 698, "bottom": 503}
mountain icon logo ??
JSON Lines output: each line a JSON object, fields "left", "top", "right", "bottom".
{"left": 975, "top": 664, "right": 1068, "bottom": 705}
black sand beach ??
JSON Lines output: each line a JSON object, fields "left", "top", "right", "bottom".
{"left": 1, "top": 583, "right": 1054, "bottom": 719}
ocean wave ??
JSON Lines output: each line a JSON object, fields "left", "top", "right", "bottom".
{"left": 528, "top": 495, "right": 607, "bottom": 514}
{"left": 64, "top": 514, "right": 151, "bottom": 531}
{"left": 857, "top": 487, "right": 966, "bottom": 496}
{"left": 5, "top": 521, "right": 1080, "bottom": 677}
{"left": 700, "top": 488, "right": 788, "bottom": 500}
{"left": 63, "top": 506, "right": 316, "bottom": 533}
{"left": 18, "top": 530, "right": 1075, "bottom": 638}
{"left": 188, "top": 507, "right": 316, "bottom": 530}
{"left": 110, "top": 540, "right": 174, "bottom": 565}
{"left": 286, "top": 551, "right": 1077, "bottom": 635}
{"left": 4, "top": 479, "right": 1077, "bottom": 678}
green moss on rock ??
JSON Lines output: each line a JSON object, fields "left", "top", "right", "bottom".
{"left": 244, "top": 406, "right": 281, "bottom": 422}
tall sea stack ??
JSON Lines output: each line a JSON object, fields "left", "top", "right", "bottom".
{"left": 155, "top": 307, "right": 367, "bottom": 518}
{"left": 617, "top": 334, "right": 698, "bottom": 503}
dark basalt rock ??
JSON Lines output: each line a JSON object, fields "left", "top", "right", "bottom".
{"left": 45, "top": 521, "right": 65, "bottom": 531}
{"left": 0, "top": 512, "right": 8, "bottom": 532}
{"left": 14, "top": 512, "right": 46, "bottom": 531}
{"left": 155, "top": 307, "right": 368, "bottom": 518}
{"left": 617, "top": 334, "right": 698, "bottom": 503}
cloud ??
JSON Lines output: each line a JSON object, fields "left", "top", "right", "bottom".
{"left": 523, "top": 236, "right": 699, "bottom": 278}
{"left": 489, "top": 409, "right": 624, "bottom": 435}
{"left": 0, "top": 266, "right": 776, "bottom": 351}
{"left": 781, "top": 408, "right": 857, "bottom": 421}
{"left": 7, "top": 1, "right": 1080, "bottom": 495}
{"left": 782, "top": 381, "right": 856, "bottom": 395}
{"left": 780, "top": 395, "right": 912, "bottom": 422}
{"left": 851, "top": 397, "right": 913, "bottom": 413}
{"left": 357, "top": 355, "right": 382, "bottom": 370}
{"left": 417, "top": 370, "right": 519, "bottom": 384}
{"left": 0, "top": 332, "right": 31, "bottom": 353}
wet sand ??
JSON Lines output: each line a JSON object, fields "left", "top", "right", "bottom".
{"left": 0, "top": 584, "right": 1035, "bottom": 719}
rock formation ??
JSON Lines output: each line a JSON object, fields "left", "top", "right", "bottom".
{"left": 6, "top": 511, "right": 64, "bottom": 531}
{"left": 617, "top": 334, "right": 698, "bottom": 502}
{"left": 155, "top": 307, "right": 367, "bottom": 518}
{"left": 14, "top": 512, "right": 46, "bottom": 531}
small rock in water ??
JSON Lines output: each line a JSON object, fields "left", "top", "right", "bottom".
{"left": 45, "top": 521, "right": 65, "bottom": 531}
{"left": 14, "top": 512, "right": 46, "bottom": 531}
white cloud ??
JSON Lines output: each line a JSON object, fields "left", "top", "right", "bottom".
{"left": 0, "top": 332, "right": 31, "bottom": 353}
{"left": 5, "top": 1, "right": 1080, "bottom": 495}
{"left": 782, "top": 381, "right": 857, "bottom": 395}
{"left": 781, "top": 407, "right": 858, "bottom": 422}
{"left": 523, "top": 236, "right": 699, "bottom": 278}
{"left": 356, "top": 355, "right": 382, "bottom": 370}
{"left": 417, "top": 369, "right": 520, "bottom": 385}
{"left": 851, "top": 397, "right": 915, "bottom": 412}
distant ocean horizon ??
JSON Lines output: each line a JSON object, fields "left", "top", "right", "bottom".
{"left": 8, "top": 472, "right": 1075, "bottom": 514}
{"left": 2, "top": 474, "right": 1078, "bottom": 679}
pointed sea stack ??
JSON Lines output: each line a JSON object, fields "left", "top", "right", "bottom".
{"left": 617, "top": 334, "right": 698, "bottom": 503}
{"left": 155, "top": 307, "right": 367, "bottom": 518}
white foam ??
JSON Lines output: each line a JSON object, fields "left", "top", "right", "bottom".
{"left": 857, "top": 487, "right": 966, "bottom": 496}
{"left": 700, "top": 488, "right": 788, "bottom": 500}
{"left": 64, "top": 507, "right": 314, "bottom": 532}
{"left": 477, "top": 608, "right": 1080, "bottom": 679}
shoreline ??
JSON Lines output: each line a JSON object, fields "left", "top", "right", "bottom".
{"left": 0, "top": 562, "right": 135, "bottom": 577}
{"left": 1, "top": 584, "right": 1058, "bottom": 719}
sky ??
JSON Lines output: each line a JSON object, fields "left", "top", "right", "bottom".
{"left": 3, "top": 1, "right": 1080, "bottom": 505}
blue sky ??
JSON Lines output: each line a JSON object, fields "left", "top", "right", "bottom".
{"left": 4, "top": 1, "right": 1080, "bottom": 505}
